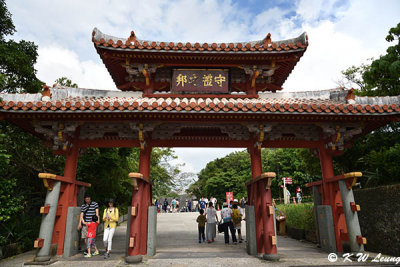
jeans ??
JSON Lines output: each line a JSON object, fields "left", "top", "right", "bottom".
{"left": 223, "top": 221, "right": 237, "bottom": 244}
{"left": 198, "top": 226, "right": 205, "bottom": 241}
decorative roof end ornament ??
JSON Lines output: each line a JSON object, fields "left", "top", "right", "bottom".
{"left": 346, "top": 88, "right": 356, "bottom": 104}
{"left": 41, "top": 84, "right": 52, "bottom": 101}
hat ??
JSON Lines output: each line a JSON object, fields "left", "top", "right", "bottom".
{"left": 223, "top": 202, "right": 228, "bottom": 207}
{"left": 233, "top": 199, "right": 238, "bottom": 203}
{"left": 108, "top": 198, "right": 115, "bottom": 203}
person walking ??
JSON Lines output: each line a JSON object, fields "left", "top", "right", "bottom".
{"left": 205, "top": 202, "right": 218, "bottom": 243}
{"left": 199, "top": 197, "right": 206, "bottom": 210}
{"left": 240, "top": 197, "right": 246, "bottom": 209}
{"left": 78, "top": 194, "right": 99, "bottom": 254}
{"left": 163, "top": 198, "right": 168, "bottom": 213}
{"left": 296, "top": 186, "right": 302, "bottom": 203}
{"left": 196, "top": 209, "right": 206, "bottom": 243}
{"left": 220, "top": 202, "right": 237, "bottom": 244}
{"left": 102, "top": 198, "right": 119, "bottom": 259}
{"left": 232, "top": 199, "right": 243, "bottom": 243}
{"left": 172, "top": 198, "right": 176, "bottom": 212}
{"left": 83, "top": 215, "right": 100, "bottom": 258}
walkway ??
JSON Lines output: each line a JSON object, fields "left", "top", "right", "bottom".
{"left": 1, "top": 212, "right": 361, "bottom": 266}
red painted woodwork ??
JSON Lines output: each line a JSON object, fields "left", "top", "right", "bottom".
{"left": 318, "top": 147, "right": 348, "bottom": 253}
{"left": 248, "top": 146, "right": 277, "bottom": 256}
{"left": 128, "top": 146, "right": 152, "bottom": 256}
{"left": 53, "top": 145, "right": 79, "bottom": 255}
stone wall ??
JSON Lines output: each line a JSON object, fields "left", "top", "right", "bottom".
{"left": 353, "top": 184, "right": 400, "bottom": 256}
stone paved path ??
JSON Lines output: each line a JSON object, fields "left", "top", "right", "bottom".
{"left": 0, "top": 212, "right": 371, "bottom": 266}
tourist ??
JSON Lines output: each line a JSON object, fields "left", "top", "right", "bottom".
{"left": 196, "top": 209, "right": 206, "bottom": 243}
{"left": 286, "top": 188, "right": 291, "bottom": 203}
{"left": 240, "top": 197, "right": 246, "bottom": 209}
{"left": 155, "top": 199, "right": 159, "bottom": 212}
{"left": 212, "top": 196, "right": 217, "bottom": 210}
{"left": 229, "top": 200, "right": 233, "bottom": 208}
{"left": 199, "top": 197, "right": 206, "bottom": 210}
{"left": 232, "top": 199, "right": 243, "bottom": 243}
{"left": 163, "top": 198, "right": 168, "bottom": 213}
{"left": 83, "top": 215, "right": 100, "bottom": 258}
{"left": 78, "top": 194, "right": 99, "bottom": 254}
{"left": 205, "top": 202, "right": 218, "bottom": 243}
{"left": 188, "top": 200, "right": 192, "bottom": 212}
{"left": 220, "top": 202, "right": 237, "bottom": 244}
{"left": 102, "top": 198, "right": 119, "bottom": 259}
{"left": 296, "top": 186, "right": 302, "bottom": 203}
{"left": 172, "top": 198, "right": 176, "bottom": 212}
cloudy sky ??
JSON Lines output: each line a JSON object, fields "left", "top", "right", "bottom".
{"left": 6, "top": 0, "right": 399, "bottom": 174}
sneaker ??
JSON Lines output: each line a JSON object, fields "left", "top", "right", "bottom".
{"left": 92, "top": 251, "right": 99, "bottom": 256}
{"left": 84, "top": 254, "right": 91, "bottom": 258}
{"left": 198, "top": 240, "right": 201, "bottom": 243}
{"left": 239, "top": 240, "right": 243, "bottom": 243}
{"left": 207, "top": 240, "right": 212, "bottom": 243}
{"left": 104, "top": 252, "right": 110, "bottom": 259}
{"left": 83, "top": 251, "right": 88, "bottom": 255}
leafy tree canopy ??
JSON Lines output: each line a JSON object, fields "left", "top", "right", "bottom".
{"left": 0, "top": 0, "right": 42, "bottom": 93}
{"left": 340, "top": 22, "right": 400, "bottom": 96}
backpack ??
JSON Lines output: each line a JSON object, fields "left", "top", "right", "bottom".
{"left": 232, "top": 209, "right": 242, "bottom": 224}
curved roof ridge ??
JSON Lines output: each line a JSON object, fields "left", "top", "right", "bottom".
{"left": 92, "top": 27, "right": 308, "bottom": 49}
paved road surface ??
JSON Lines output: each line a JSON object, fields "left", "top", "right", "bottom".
{"left": 0, "top": 212, "right": 366, "bottom": 266}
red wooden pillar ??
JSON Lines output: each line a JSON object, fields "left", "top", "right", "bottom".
{"left": 128, "top": 146, "right": 152, "bottom": 257}
{"left": 319, "top": 147, "right": 347, "bottom": 253}
{"left": 249, "top": 146, "right": 278, "bottom": 259}
{"left": 53, "top": 145, "right": 79, "bottom": 255}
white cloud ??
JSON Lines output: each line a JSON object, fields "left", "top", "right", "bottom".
{"left": 171, "top": 148, "right": 243, "bottom": 174}
{"left": 36, "top": 45, "right": 116, "bottom": 89}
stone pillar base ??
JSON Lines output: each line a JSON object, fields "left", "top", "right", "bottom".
{"left": 262, "top": 253, "right": 280, "bottom": 261}
{"left": 125, "top": 255, "right": 143, "bottom": 264}
{"left": 34, "top": 256, "right": 51, "bottom": 262}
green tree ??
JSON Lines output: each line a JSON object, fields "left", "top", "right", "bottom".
{"left": 362, "top": 23, "right": 400, "bottom": 96}
{"left": 0, "top": 0, "right": 42, "bottom": 93}
{"left": 336, "top": 22, "right": 400, "bottom": 187}
{"left": 188, "top": 148, "right": 321, "bottom": 202}
{"left": 55, "top": 77, "right": 78, "bottom": 88}
{"left": 340, "top": 22, "right": 400, "bottom": 96}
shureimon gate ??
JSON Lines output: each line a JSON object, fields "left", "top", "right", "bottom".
{"left": 1, "top": 28, "right": 399, "bottom": 263}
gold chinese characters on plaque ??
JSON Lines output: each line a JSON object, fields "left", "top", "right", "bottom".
{"left": 172, "top": 69, "right": 229, "bottom": 94}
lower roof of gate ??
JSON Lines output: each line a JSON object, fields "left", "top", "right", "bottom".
{"left": 1, "top": 86, "right": 400, "bottom": 116}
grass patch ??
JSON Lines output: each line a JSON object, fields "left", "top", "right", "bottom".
{"left": 276, "top": 203, "right": 315, "bottom": 231}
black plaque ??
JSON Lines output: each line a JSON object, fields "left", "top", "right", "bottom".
{"left": 172, "top": 69, "right": 229, "bottom": 94}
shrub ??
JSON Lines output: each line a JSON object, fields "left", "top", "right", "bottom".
{"left": 276, "top": 203, "right": 315, "bottom": 231}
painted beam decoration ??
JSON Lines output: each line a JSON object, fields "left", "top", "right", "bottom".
{"left": 172, "top": 69, "right": 229, "bottom": 94}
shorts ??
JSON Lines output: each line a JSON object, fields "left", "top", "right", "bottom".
{"left": 87, "top": 237, "right": 96, "bottom": 249}
{"left": 81, "top": 225, "right": 88, "bottom": 239}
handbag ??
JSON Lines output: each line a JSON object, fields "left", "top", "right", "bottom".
{"left": 217, "top": 220, "right": 224, "bottom": 233}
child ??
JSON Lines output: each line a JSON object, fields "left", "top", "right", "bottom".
{"left": 83, "top": 215, "right": 99, "bottom": 258}
{"left": 196, "top": 209, "right": 206, "bottom": 243}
